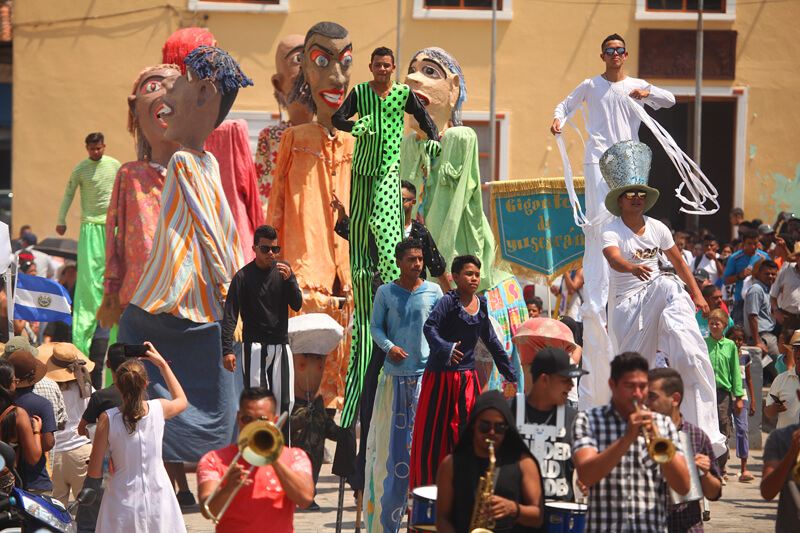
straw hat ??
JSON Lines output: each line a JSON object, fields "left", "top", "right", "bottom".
{"left": 782, "top": 330, "right": 800, "bottom": 352}
{"left": 37, "top": 342, "right": 95, "bottom": 383}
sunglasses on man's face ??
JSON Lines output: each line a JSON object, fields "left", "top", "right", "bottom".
{"left": 476, "top": 420, "right": 509, "bottom": 435}
{"left": 623, "top": 191, "right": 647, "bottom": 200}
{"left": 604, "top": 47, "right": 626, "bottom": 56}
{"left": 255, "top": 245, "right": 281, "bottom": 254}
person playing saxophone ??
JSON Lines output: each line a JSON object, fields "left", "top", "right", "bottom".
{"left": 435, "top": 390, "right": 544, "bottom": 533}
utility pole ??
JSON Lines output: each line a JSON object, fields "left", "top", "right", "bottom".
{"left": 690, "top": 0, "right": 704, "bottom": 231}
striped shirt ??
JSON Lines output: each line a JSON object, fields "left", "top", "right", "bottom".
{"left": 130, "top": 149, "right": 244, "bottom": 323}
{"left": 57, "top": 155, "right": 121, "bottom": 225}
{"left": 332, "top": 82, "right": 438, "bottom": 176}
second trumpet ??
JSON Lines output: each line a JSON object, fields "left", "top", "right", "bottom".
{"left": 633, "top": 400, "right": 676, "bottom": 464}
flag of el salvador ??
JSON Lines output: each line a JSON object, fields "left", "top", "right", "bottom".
{"left": 14, "top": 273, "right": 73, "bottom": 325}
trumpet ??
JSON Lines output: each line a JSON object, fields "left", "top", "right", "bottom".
{"left": 633, "top": 401, "right": 675, "bottom": 464}
{"left": 203, "top": 412, "right": 287, "bottom": 524}
{"left": 792, "top": 450, "right": 800, "bottom": 485}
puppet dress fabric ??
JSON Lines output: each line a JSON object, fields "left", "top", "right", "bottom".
{"left": 96, "top": 401, "right": 186, "bottom": 533}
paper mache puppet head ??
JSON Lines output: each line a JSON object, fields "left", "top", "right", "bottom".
{"left": 272, "top": 34, "right": 313, "bottom": 125}
{"left": 159, "top": 46, "right": 254, "bottom": 152}
{"left": 287, "top": 21, "right": 352, "bottom": 129}
{"left": 162, "top": 27, "right": 217, "bottom": 75}
{"left": 600, "top": 140, "right": 659, "bottom": 217}
{"left": 127, "top": 64, "right": 181, "bottom": 162}
{"left": 405, "top": 47, "right": 467, "bottom": 133}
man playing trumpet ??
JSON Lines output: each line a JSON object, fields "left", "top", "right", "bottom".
{"left": 573, "top": 352, "right": 690, "bottom": 532}
{"left": 197, "top": 388, "right": 314, "bottom": 532}
{"left": 761, "top": 388, "right": 800, "bottom": 532}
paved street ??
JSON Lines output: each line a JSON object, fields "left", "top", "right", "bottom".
{"left": 181, "top": 436, "right": 780, "bottom": 532}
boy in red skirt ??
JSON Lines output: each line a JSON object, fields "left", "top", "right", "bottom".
{"left": 409, "top": 255, "right": 517, "bottom": 491}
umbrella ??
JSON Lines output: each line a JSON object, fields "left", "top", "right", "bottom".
{"left": 511, "top": 317, "right": 577, "bottom": 364}
{"left": 35, "top": 237, "right": 78, "bottom": 261}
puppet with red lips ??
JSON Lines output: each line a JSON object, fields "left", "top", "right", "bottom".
{"left": 97, "top": 64, "right": 181, "bottom": 328}
{"left": 265, "top": 22, "right": 355, "bottom": 413}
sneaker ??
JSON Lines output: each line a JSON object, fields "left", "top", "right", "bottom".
{"left": 703, "top": 510, "right": 711, "bottom": 522}
{"left": 721, "top": 474, "right": 728, "bottom": 486}
{"left": 739, "top": 472, "right": 755, "bottom": 482}
{"left": 176, "top": 490, "right": 196, "bottom": 507}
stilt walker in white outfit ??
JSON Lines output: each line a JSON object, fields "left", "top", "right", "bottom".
{"left": 599, "top": 140, "right": 726, "bottom": 456}
{"left": 551, "top": 33, "right": 676, "bottom": 409}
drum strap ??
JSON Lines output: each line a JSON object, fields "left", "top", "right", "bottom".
{"left": 515, "top": 394, "right": 565, "bottom": 463}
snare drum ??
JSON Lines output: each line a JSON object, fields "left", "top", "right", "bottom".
{"left": 546, "top": 501, "right": 587, "bottom": 533}
{"left": 409, "top": 485, "right": 437, "bottom": 532}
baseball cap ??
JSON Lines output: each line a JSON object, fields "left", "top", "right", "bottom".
{"left": 21, "top": 233, "right": 37, "bottom": 245}
{"left": 3, "top": 336, "right": 39, "bottom": 359}
{"left": 530, "top": 347, "right": 588, "bottom": 380}
{"left": 693, "top": 269, "right": 710, "bottom": 282}
{"left": 758, "top": 223, "right": 775, "bottom": 235}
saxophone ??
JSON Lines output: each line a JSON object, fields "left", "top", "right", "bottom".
{"left": 469, "top": 438, "right": 497, "bottom": 533}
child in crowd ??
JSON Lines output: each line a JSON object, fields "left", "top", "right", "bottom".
{"left": 726, "top": 325, "right": 756, "bottom": 482}
{"left": 409, "top": 255, "right": 516, "bottom": 492}
{"left": 526, "top": 296, "right": 543, "bottom": 318}
{"left": 705, "top": 309, "right": 744, "bottom": 481}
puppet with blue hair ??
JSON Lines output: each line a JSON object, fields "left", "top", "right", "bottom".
{"left": 118, "top": 46, "right": 253, "bottom": 478}
{"left": 399, "top": 46, "right": 527, "bottom": 490}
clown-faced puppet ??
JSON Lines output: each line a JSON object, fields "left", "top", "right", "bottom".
{"left": 97, "top": 64, "right": 181, "bottom": 330}
{"left": 265, "top": 22, "right": 355, "bottom": 413}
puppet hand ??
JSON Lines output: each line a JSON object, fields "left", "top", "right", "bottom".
{"left": 234, "top": 315, "right": 244, "bottom": 343}
{"left": 424, "top": 139, "right": 442, "bottom": 157}
{"left": 96, "top": 292, "right": 123, "bottom": 328}
{"left": 351, "top": 115, "right": 374, "bottom": 137}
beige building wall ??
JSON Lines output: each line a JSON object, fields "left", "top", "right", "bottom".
{"left": 12, "top": 1, "right": 800, "bottom": 239}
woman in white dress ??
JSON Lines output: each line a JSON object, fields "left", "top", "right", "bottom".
{"left": 87, "top": 342, "right": 188, "bottom": 532}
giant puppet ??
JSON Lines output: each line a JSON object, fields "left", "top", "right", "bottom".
{"left": 97, "top": 64, "right": 181, "bottom": 330}
{"left": 331, "top": 47, "right": 440, "bottom": 427}
{"left": 399, "top": 47, "right": 526, "bottom": 394}
{"left": 162, "top": 28, "right": 263, "bottom": 263}
{"left": 266, "top": 21, "right": 354, "bottom": 411}
{"left": 255, "top": 34, "right": 314, "bottom": 215}
{"left": 118, "top": 46, "right": 252, "bottom": 467}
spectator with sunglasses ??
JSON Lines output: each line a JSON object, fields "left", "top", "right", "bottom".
{"left": 550, "top": 33, "right": 675, "bottom": 411}
{"left": 221, "top": 225, "right": 302, "bottom": 439}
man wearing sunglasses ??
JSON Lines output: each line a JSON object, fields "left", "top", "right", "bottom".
{"left": 550, "top": 33, "right": 676, "bottom": 411}
{"left": 222, "top": 224, "right": 302, "bottom": 442}
{"left": 600, "top": 141, "right": 725, "bottom": 458}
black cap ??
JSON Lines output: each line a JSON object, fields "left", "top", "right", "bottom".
{"left": 693, "top": 268, "right": 710, "bottom": 282}
{"left": 530, "top": 347, "right": 588, "bottom": 380}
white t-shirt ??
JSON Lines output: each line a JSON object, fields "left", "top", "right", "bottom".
{"left": 694, "top": 253, "right": 720, "bottom": 285}
{"left": 53, "top": 383, "right": 93, "bottom": 453}
{"left": 553, "top": 75, "right": 676, "bottom": 165}
{"left": 602, "top": 216, "right": 676, "bottom": 296}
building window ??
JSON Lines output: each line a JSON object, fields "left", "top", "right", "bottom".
{"left": 413, "top": 0, "right": 512, "bottom": 20}
{"left": 635, "top": 0, "right": 734, "bottom": 20}
{"left": 646, "top": 0, "right": 725, "bottom": 12}
{"left": 425, "top": 0, "right": 502, "bottom": 8}
{"left": 187, "top": 0, "right": 288, "bottom": 14}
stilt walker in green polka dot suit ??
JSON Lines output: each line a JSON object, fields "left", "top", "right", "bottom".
{"left": 332, "top": 47, "right": 440, "bottom": 426}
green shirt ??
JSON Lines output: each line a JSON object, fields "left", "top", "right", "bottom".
{"left": 705, "top": 336, "right": 744, "bottom": 397}
{"left": 57, "top": 155, "right": 121, "bottom": 225}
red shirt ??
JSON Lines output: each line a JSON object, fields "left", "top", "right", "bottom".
{"left": 197, "top": 444, "right": 312, "bottom": 533}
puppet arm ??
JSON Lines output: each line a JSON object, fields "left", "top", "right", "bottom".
{"left": 331, "top": 89, "right": 359, "bottom": 132}
{"left": 265, "top": 129, "right": 294, "bottom": 236}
